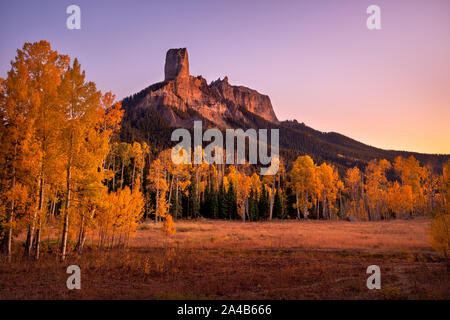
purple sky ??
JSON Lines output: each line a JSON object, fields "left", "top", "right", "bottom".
{"left": 1, "top": 0, "right": 449, "bottom": 154}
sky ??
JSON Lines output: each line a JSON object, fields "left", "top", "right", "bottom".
{"left": 0, "top": 0, "right": 449, "bottom": 154}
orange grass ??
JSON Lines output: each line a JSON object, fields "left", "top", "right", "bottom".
{"left": 1, "top": 218, "right": 448, "bottom": 300}
{"left": 133, "top": 218, "right": 431, "bottom": 252}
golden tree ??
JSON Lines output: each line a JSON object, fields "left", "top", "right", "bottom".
{"left": 57, "top": 58, "right": 109, "bottom": 261}
{"left": 170, "top": 147, "right": 191, "bottom": 220}
{"left": 0, "top": 41, "right": 68, "bottom": 261}
{"left": 365, "top": 159, "right": 391, "bottom": 220}
{"left": 344, "top": 167, "right": 364, "bottom": 219}
{"left": 394, "top": 156, "right": 426, "bottom": 215}
{"left": 289, "top": 155, "right": 317, "bottom": 219}
{"left": 317, "top": 163, "right": 340, "bottom": 220}
{"left": 387, "top": 182, "right": 413, "bottom": 218}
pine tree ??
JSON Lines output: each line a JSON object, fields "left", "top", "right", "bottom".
{"left": 227, "top": 181, "right": 238, "bottom": 220}
{"left": 218, "top": 183, "right": 228, "bottom": 219}
{"left": 273, "top": 189, "right": 283, "bottom": 219}
{"left": 210, "top": 188, "right": 219, "bottom": 219}
{"left": 258, "top": 189, "right": 270, "bottom": 220}
{"left": 187, "top": 175, "right": 199, "bottom": 219}
{"left": 248, "top": 189, "right": 259, "bottom": 220}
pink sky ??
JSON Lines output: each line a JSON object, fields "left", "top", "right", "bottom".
{"left": 1, "top": 0, "right": 449, "bottom": 154}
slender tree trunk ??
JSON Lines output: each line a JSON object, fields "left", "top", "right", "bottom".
{"left": 322, "top": 196, "right": 327, "bottom": 220}
{"left": 120, "top": 161, "right": 124, "bottom": 189}
{"left": 168, "top": 174, "right": 174, "bottom": 205}
{"left": 316, "top": 197, "right": 319, "bottom": 219}
{"left": 175, "top": 176, "right": 179, "bottom": 220}
{"left": 155, "top": 165, "right": 160, "bottom": 222}
{"left": 26, "top": 175, "right": 45, "bottom": 256}
{"left": 33, "top": 175, "right": 45, "bottom": 260}
{"left": 112, "top": 155, "right": 116, "bottom": 190}
{"left": 303, "top": 190, "right": 309, "bottom": 219}
{"left": 111, "top": 227, "right": 116, "bottom": 249}
{"left": 131, "top": 160, "right": 136, "bottom": 190}
{"left": 80, "top": 232, "right": 87, "bottom": 252}
{"left": 61, "top": 160, "right": 72, "bottom": 261}
{"left": 296, "top": 191, "right": 300, "bottom": 220}
{"left": 34, "top": 226, "right": 41, "bottom": 260}
{"left": 269, "top": 182, "right": 274, "bottom": 220}
{"left": 196, "top": 167, "right": 199, "bottom": 204}
{"left": 50, "top": 198, "right": 56, "bottom": 220}
{"left": 75, "top": 214, "right": 85, "bottom": 253}
{"left": 6, "top": 156, "right": 16, "bottom": 263}
{"left": 246, "top": 198, "right": 250, "bottom": 221}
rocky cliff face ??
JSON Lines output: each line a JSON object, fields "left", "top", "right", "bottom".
{"left": 164, "top": 48, "right": 189, "bottom": 81}
{"left": 129, "top": 48, "right": 278, "bottom": 128}
{"left": 210, "top": 76, "right": 278, "bottom": 124}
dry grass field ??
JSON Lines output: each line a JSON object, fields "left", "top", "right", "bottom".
{"left": 1, "top": 218, "right": 449, "bottom": 300}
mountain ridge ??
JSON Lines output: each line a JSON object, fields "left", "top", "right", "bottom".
{"left": 120, "top": 48, "right": 449, "bottom": 173}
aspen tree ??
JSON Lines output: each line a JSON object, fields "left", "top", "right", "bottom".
{"left": 58, "top": 58, "right": 102, "bottom": 261}
{"left": 289, "top": 156, "right": 317, "bottom": 219}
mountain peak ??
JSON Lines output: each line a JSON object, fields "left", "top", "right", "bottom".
{"left": 164, "top": 48, "right": 189, "bottom": 81}
{"left": 125, "top": 48, "right": 279, "bottom": 127}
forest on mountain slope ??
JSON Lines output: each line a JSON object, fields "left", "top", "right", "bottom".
{"left": 120, "top": 87, "right": 449, "bottom": 175}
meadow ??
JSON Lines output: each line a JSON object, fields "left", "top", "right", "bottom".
{"left": 1, "top": 217, "right": 448, "bottom": 300}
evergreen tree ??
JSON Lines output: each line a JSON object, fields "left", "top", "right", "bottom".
{"left": 258, "top": 189, "right": 270, "bottom": 220}
{"left": 273, "top": 190, "right": 283, "bottom": 219}
{"left": 285, "top": 187, "right": 298, "bottom": 219}
{"left": 210, "top": 188, "right": 219, "bottom": 219}
{"left": 187, "top": 175, "right": 199, "bottom": 218}
{"left": 218, "top": 183, "right": 228, "bottom": 219}
{"left": 248, "top": 189, "right": 260, "bottom": 220}
{"left": 200, "top": 187, "right": 210, "bottom": 218}
{"left": 201, "top": 186, "right": 218, "bottom": 218}
{"left": 227, "top": 181, "right": 238, "bottom": 220}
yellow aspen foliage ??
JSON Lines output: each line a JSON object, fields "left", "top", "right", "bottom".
{"left": 442, "top": 161, "right": 450, "bottom": 213}
{"left": 99, "top": 91, "right": 124, "bottom": 138}
{"left": 428, "top": 212, "right": 450, "bottom": 260}
{"left": 162, "top": 214, "right": 176, "bottom": 236}
{"left": 344, "top": 166, "right": 365, "bottom": 219}
{"left": 387, "top": 182, "right": 413, "bottom": 218}
{"left": 236, "top": 172, "right": 251, "bottom": 221}
{"left": 317, "top": 163, "right": 340, "bottom": 219}
{"left": 170, "top": 147, "right": 191, "bottom": 219}
{"left": 394, "top": 155, "right": 427, "bottom": 214}
{"left": 365, "top": 159, "right": 391, "bottom": 220}
{"left": 98, "top": 184, "right": 144, "bottom": 248}
{"left": 289, "top": 155, "right": 317, "bottom": 219}
{"left": 148, "top": 158, "right": 169, "bottom": 220}
{"left": 0, "top": 40, "right": 68, "bottom": 260}
{"left": 262, "top": 173, "right": 277, "bottom": 220}
{"left": 250, "top": 173, "right": 262, "bottom": 196}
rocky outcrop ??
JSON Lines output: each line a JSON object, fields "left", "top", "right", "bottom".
{"left": 164, "top": 48, "right": 189, "bottom": 81}
{"left": 210, "top": 76, "right": 278, "bottom": 123}
{"left": 131, "top": 48, "right": 278, "bottom": 128}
